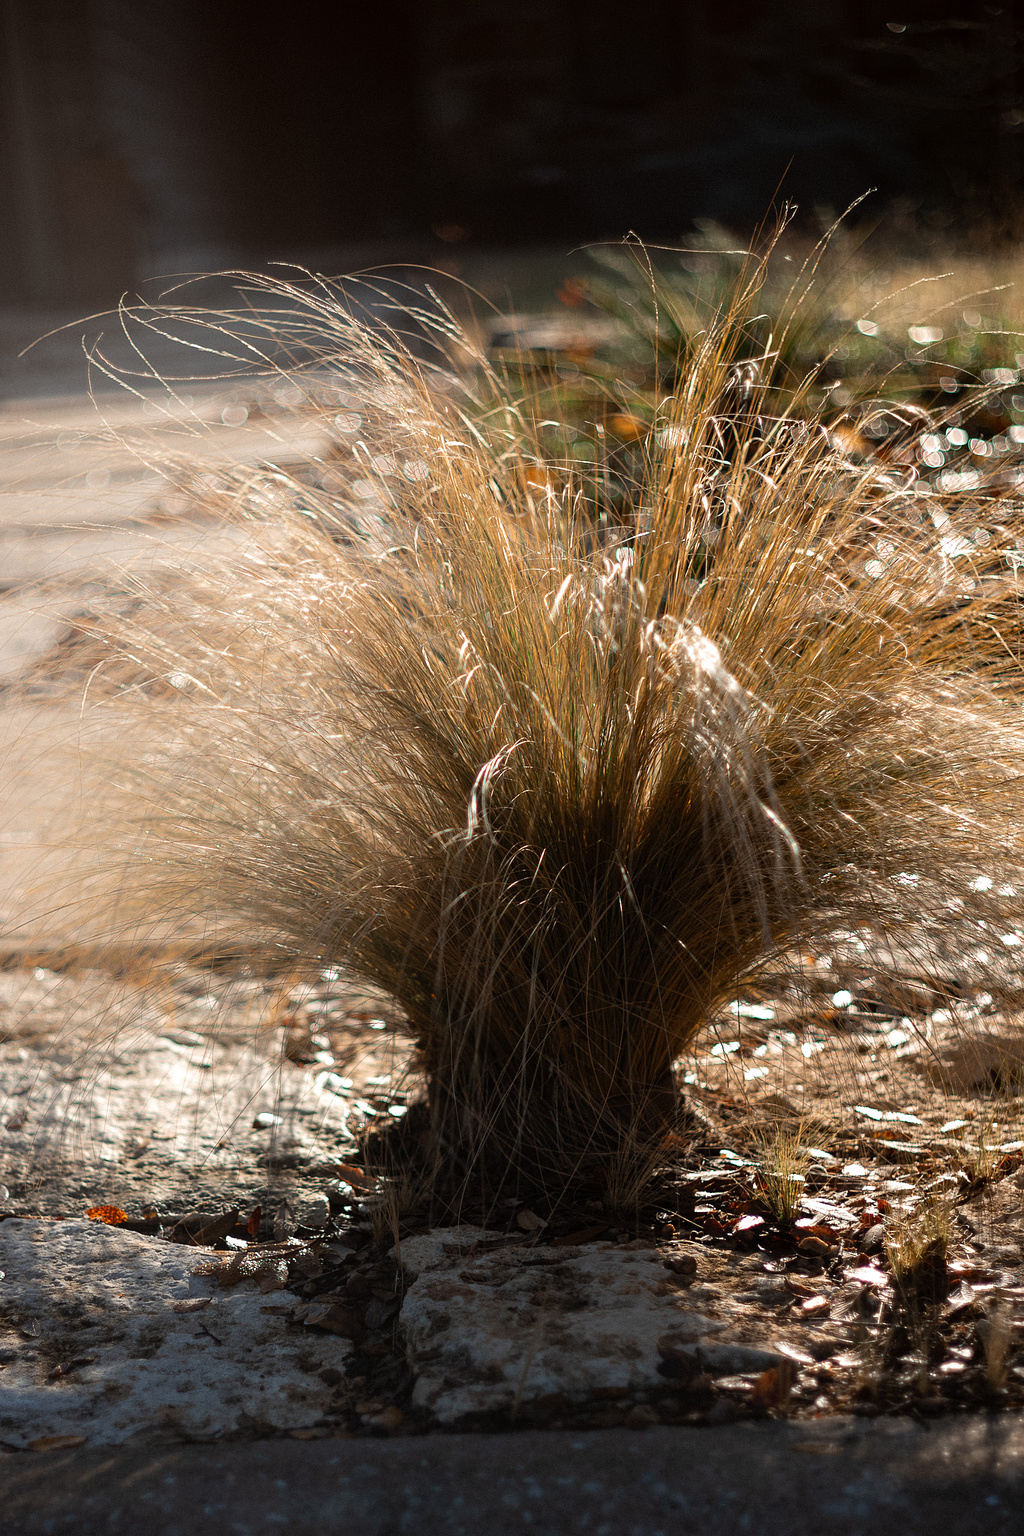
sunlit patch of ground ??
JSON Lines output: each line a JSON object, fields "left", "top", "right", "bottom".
{"left": 0, "top": 960, "right": 416, "bottom": 1223}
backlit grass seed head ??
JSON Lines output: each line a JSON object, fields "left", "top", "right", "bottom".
{"left": 47, "top": 254, "right": 1024, "bottom": 1205}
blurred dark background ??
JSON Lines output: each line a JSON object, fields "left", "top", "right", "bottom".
{"left": 0, "top": 0, "right": 1019, "bottom": 307}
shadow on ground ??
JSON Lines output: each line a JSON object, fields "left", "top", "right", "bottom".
{"left": 3, "top": 1416, "right": 1023, "bottom": 1535}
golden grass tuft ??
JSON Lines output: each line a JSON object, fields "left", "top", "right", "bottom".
{"left": 752, "top": 1124, "right": 808, "bottom": 1230}
{"left": 45, "top": 246, "right": 1024, "bottom": 1209}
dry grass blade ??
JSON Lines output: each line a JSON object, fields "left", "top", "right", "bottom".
{"left": 40, "top": 244, "right": 1024, "bottom": 1211}
{"left": 979, "top": 1305, "right": 1013, "bottom": 1393}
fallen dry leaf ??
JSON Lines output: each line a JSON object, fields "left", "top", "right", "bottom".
{"left": 300, "top": 1301, "right": 364, "bottom": 1338}
{"left": 516, "top": 1208, "right": 547, "bottom": 1232}
{"left": 751, "top": 1358, "right": 796, "bottom": 1408}
{"left": 332, "top": 1163, "right": 379, "bottom": 1192}
{"left": 800, "top": 1295, "right": 831, "bottom": 1317}
{"left": 846, "top": 1265, "right": 888, "bottom": 1286}
{"left": 86, "top": 1205, "right": 127, "bottom": 1225}
{"left": 169, "top": 1209, "right": 239, "bottom": 1246}
{"left": 552, "top": 1224, "right": 608, "bottom": 1246}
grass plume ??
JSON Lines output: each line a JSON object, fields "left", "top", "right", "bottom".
{"left": 50, "top": 245, "right": 1024, "bottom": 1210}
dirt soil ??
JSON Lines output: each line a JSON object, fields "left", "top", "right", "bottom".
{"left": 0, "top": 962, "right": 407, "bottom": 1221}
{"left": 1, "top": 950, "right": 1023, "bottom": 1437}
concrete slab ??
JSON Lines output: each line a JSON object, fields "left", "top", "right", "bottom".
{"left": 0, "top": 1220, "right": 352, "bottom": 1447}
{"left": 400, "top": 1229, "right": 787, "bottom": 1424}
{"left": 2, "top": 1416, "right": 1024, "bottom": 1535}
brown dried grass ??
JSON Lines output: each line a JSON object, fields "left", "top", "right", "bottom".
{"left": 43, "top": 247, "right": 1024, "bottom": 1207}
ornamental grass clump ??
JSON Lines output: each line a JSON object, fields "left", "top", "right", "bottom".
{"left": 63, "top": 252, "right": 1024, "bottom": 1208}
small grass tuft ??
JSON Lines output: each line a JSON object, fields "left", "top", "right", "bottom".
{"left": 882, "top": 1191, "right": 955, "bottom": 1397}
{"left": 752, "top": 1124, "right": 808, "bottom": 1229}
{"left": 884, "top": 1193, "right": 953, "bottom": 1314}
{"left": 601, "top": 1138, "right": 666, "bottom": 1222}
{"left": 956, "top": 1115, "right": 1010, "bottom": 1190}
